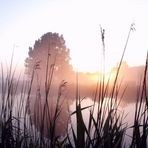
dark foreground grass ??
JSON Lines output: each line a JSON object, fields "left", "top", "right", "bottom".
{"left": 0, "top": 24, "right": 148, "bottom": 148}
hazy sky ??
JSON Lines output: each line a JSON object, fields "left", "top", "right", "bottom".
{"left": 0, "top": 0, "right": 148, "bottom": 72}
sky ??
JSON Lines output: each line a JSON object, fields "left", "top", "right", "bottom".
{"left": 0, "top": 0, "right": 148, "bottom": 73}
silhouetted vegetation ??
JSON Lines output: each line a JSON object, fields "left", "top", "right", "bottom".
{"left": 0, "top": 25, "right": 148, "bottom": 148}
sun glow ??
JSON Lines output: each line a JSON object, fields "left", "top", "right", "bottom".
{"left": 89, "top": 69, "right": 117, "bottom": 84}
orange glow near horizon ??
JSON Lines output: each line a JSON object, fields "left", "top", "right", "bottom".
{"left": 89, "top": 69, "right": 117, "bottom": 84}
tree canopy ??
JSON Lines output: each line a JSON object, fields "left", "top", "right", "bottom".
{"left": 25, "top": 32, "right": 73, "bottom": 83}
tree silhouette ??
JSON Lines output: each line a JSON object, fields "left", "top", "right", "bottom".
{"left": 25, "top": 32, "right": 73, "bottom": 83}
